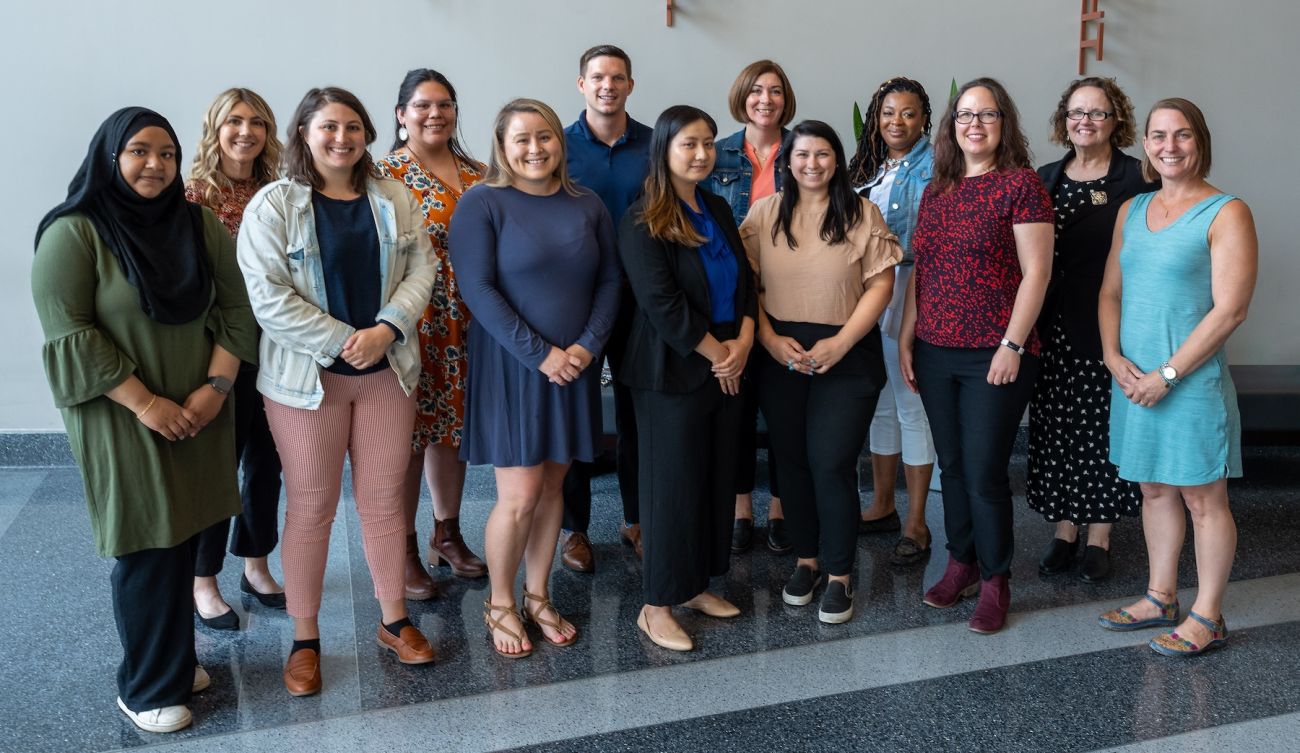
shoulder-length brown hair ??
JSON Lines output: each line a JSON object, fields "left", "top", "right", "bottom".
{"left": 188, "top": 88, "right": 282, "bottom": 207}
{"left": 1140, "top": 97, "right": 1212, "bottom": 183}
{"left": 931, "top": 77, "right": 1033, "bottom": 194}
{"left": 637, "top": 105, "right": 718, "bottom": 247}
{"left": 1048, "top": 76, "right": 1136, "bottom": 149}
{"left": 727, "top": 60, "right": 796, "bottom": 127}
{"left": 482, "top": 98, "right": 581, "bottom": 196}
{"left": 284, "top": 87, "right": 379, "bottom": 194}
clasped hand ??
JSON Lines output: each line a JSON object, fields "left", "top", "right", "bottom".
{"left": 1107, "top": 354, "right": 1170, "bottom": 408}
{"left": 341, "top": 325, "right": 397, "bottom": 370}
{"left": 539, "top": 344, "right": 594, "bottom": 385}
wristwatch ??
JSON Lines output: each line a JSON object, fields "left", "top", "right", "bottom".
{"left": 1158, "top": 361, "right": 1180, "bottom": 389}
{"left": 999, "top": 337, "right": 1026, "bottom": 356}
{"left": 206, "top": 375, "right": 233, "bottom": 395}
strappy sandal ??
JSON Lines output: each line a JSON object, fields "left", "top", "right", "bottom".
{"left": 1149, "top": 611, "right": 1228, "bottom": 657}
{"left": 1097, "top": 592, "right": 1180, "bottom": 632}
{"left": 522, "top": 589, "right": 579, "bottom": 647}
{"left": 483, "top": 600, "right": 533, "bottom": 659}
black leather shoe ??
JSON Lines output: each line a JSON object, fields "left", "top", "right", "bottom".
{"left": 767, "top": 519, "right": 793, "bottom": 554}
{"left": 1038, "top": 537, "right": 1079, "bottom": 575}
{"left": 731, "top": 518, "right": 754, "bottom": 554}
{"left": 1078, "top": 545, "right": 1112, "bottom": 582}
{"left": 194, "top": 604, "right": 240, "bottom": 631}
{"left": 241, "top": 574, "right": 287, "bottom": 609}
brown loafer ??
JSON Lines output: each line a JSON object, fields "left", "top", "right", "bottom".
{"left": 429, "top": 517, "right": 487, "bottom": 578}
{"left": 404, "top": 534, "right": 437, "bottom": 601}
{"left": 560, "top": 531, "right": 595, "bottom": 573}
{"left": 377, "top": 624, "right": 437, "bottom": 665}
{"left": 620, "top": 524, "right": 643, "bottom": 558}
{"left": 283, "top": 648, "right": 322, "bottom": 697}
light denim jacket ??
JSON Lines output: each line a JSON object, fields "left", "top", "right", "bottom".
{"left": 236, "top": 177, "right": 438, "bottom": 409}
{"left": 704, "top": 128, "right": 788, "bottom": 228}
{"left": 857, "top": 138, "right": 933, "bottom": 338}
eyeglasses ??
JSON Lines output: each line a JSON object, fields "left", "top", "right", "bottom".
{"left": 953, "top": 110, "right": 1001, "bottom": 125}
{"left": 1065, "top": 109, "right": 1115, "bottom": 122}
{"left": 409, "top": 101, "right": 458, "bottom": 115}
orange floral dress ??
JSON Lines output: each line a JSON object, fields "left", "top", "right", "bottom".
{"left": 375, "top": 153, "right": 484, "bottom": 450}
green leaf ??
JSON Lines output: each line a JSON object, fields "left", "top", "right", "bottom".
{"left": 853, "top": 102, "right": 864, "bottom": 143}
{"left": 950, "top": 77, "right": 959, "bottom": 104}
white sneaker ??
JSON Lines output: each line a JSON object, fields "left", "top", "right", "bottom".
{"left": 117, "top": 696, "right": 192, "bottom": 733}
{"left": 192, "top": 665, "right": 210, "bottom": 693}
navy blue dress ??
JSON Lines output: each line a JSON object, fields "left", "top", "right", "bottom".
{"left": 448, "top": 184, "right": 621, "bottom": 467}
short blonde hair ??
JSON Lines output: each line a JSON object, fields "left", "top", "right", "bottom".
{"left": 188, "top": 88, "right": 281, "bottom": 207}
{"left": 1048, "top": 77, "right": 1136, "bottom": 149}
{"left": 483, "top": 98, "right": 581, "bottom": 195}
{"left": 1141, "top": 97, "right": 1212, "bottom": 183}
{"left": 727, "top": 60, "right": 796, "bottom": 127}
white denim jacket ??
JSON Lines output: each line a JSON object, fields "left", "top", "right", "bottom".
{"left": 236, "top": 176, "right": 438, "bottom": 409}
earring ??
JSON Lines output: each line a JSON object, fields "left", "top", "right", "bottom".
{"left": 398, "top": 126, "right": 409, "bottom": 142}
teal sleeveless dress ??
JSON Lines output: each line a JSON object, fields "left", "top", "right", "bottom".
{"left": 1108, "top": 192, "right": 1242, "bottom": 485}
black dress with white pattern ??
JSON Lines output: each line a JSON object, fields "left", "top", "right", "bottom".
{"left": 1027, "top": 176, "right": 1141, "bottom": 523}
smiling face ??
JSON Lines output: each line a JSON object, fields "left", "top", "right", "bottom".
{"left": 879, "top": 91, "right": 926, "bottom": 158}
{"left": 1143, "top": 107, "right": 1199, "bottom": 180}
{"left": 302, "top": 102, "right": 366, "bottom": 177}
{"left": 745, "top": 72, "right": 785, "bottom": 129}
{"left": 1065, "top": 86, "right": 1116, "bottom": 151}
{"left": 789, "top": 134, "right": 835, "bottom": 195}
{"left": 666, "top": 118, "right": 716, "bottom": 196}
{"left": 503, "top": 111, "right": 561, "bottom": 193}
{"left": 398, "top": 80, "right": 457, "bottom": 152}
{"left": 954, "top": 86, "right": 1002, "bottom": 163}
{"left": 217, "top": 101, "right": 267, "bottom": 176}
{"left": 118, "top": 125, "right": 177, "bottom": 198}
{"left": 578, "top": 55, "right": 634, "bottom": 117}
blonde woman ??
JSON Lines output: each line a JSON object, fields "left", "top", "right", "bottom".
{"left": 185, "top": 87, "right": 287, "bottom": 628}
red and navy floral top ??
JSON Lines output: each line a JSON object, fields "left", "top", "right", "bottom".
{"left": 911, "top": 167, "right": 1052, "bottom": 354}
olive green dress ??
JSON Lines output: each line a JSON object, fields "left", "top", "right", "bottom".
{"left": 31, "top": 210, "right": 258, "bottom": 557}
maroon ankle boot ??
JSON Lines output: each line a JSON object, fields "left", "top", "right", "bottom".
{"left": 922, "top": 556, "right": 981, "bottom": 608}
{"left": 969, "top": 574, "right": 1011, "bottom": 634}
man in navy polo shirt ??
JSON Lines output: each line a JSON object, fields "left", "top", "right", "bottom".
{"left": 558, "top": 43, "right": 653, "bottom": 573}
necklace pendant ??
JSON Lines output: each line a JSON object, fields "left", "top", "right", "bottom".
{"left": 1089, "top": 190, "right": 1108, "bottom": 205}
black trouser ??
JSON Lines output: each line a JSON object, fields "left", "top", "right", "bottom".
{"left": 913, "top": 341, "right": 1038, "bottom": 580}
{"left": 561, "top": 381, "right": 639, "bottom": 531}
{"left": 632, "top": 376, "right": 741, "bottom": 606}
{"left": 113, "top": 536, "right": 198, "bottom": 712}
{"left": 757, "top": 348, "right": 882, "bottom": 576}
{"left": 195, "top": 364, "right": 283, "bottom": 576}
{"left": 734, "top": 379, "right": 781, "bottom": 499}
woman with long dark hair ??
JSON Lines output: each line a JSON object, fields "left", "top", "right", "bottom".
{"left": 238, "top": 87, "right": 439, "bottom": 696}
{"left": 619, "top": 105, "right": 756, "bottom": 650}
{"left": 186, "top": 87, "right": 287, "bottom": 627}
{"left": 900, "top": 78, "right": 1053, "bottom": 634}
{"left": 33, "top": 107, "right": 257, "bottom": 731}
{"left": 377, "top": 69, "right": 487, "bottom": 600}
{"left": 742, "top": 120, "right": 900, "bottom": 623}
{"left": 847, "top": 76, "right": 938, "bottom": 566}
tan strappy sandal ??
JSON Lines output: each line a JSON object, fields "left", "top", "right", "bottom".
{"left": 522, "top": 589, "right": 579, "bottom": 647}
{"left": 483, "top": 600, "right": 533, "bottom": 659}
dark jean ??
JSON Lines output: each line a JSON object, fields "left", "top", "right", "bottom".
{"left": 912, "top": 341, "right": 1038, "bottom": 579}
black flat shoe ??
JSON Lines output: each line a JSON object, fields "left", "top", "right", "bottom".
{"left": 1078, "top": 545, "right": 1112, "bottom": 582}
{"left": 890, "top": 536, "right": 932, "bottom": 566}
{"left": 858, "top": 510, "right": 901, "bottom": 535}
{"left": 731, "top": 518, "right": 754, "bottom": 554}
{"left": 1038, "top": 537, "right": 1079, "bottom": 575}
{"left": 194, "top": 604, "right": 240, "bottom": 631}
{"left": 241, "top": 574, "right": 287, "bottom": 609}
{"left": 767, "top": 519, "right": 793, "bottom": 554}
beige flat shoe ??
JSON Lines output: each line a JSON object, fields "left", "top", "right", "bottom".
{"left": 681, "top": 592, "right": 740, "bottom": 618}
{"left": 637, "top": 606, "right": 693, "bottom": 652}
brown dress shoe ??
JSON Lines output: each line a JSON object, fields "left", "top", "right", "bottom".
{"left": 377, "top": 624, "right": 437, "bottom": 664}
{"left": 283, "top": 648, "right": 322, "bottom": 697}
{"left": 429, "top": 517, "right": 487, "bottom": 578}
{"left": 404, "top": 534, "right": 437, "bottom": 601}
{"left": 560, "top": 531, "right": 595, "bottom": 573}
{"left": 620, "top": 524, "right": 644, "bottom": 558}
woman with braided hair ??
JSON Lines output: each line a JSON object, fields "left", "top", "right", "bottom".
{"left": 847, "top": 77, "right": 938, "bottom": 566}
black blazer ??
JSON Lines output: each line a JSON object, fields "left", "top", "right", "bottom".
{"left": 616, "top": 189, "right": 758, "bottom": 393}
{"left": 1037, "top": 150, "right": 1157, "bottom": 359}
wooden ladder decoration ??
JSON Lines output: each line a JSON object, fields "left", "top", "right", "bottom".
{"left": 1079, "top": 0, "right": 1105, "bottom": 74}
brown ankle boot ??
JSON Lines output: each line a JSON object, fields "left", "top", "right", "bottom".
{"left": 429, "top": 517, "right": 487, "bottom": 578}
{"left": 404, "top": 533, "right": 437, "bottom": 601}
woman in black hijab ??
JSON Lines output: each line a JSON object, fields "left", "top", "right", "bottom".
{"left": 32, "top": 107, "right": 257, "bottom": 734}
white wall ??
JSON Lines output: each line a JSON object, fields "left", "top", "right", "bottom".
{"left": 4, "top": 0, "right": 1297, "bottom": 430}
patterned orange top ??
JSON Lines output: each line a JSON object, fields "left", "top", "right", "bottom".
{"left": 375, "top": 152, "right": 484, "bottom": 450}
{"left": 184, "top": 178, "right": 261, "bottom": 238}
